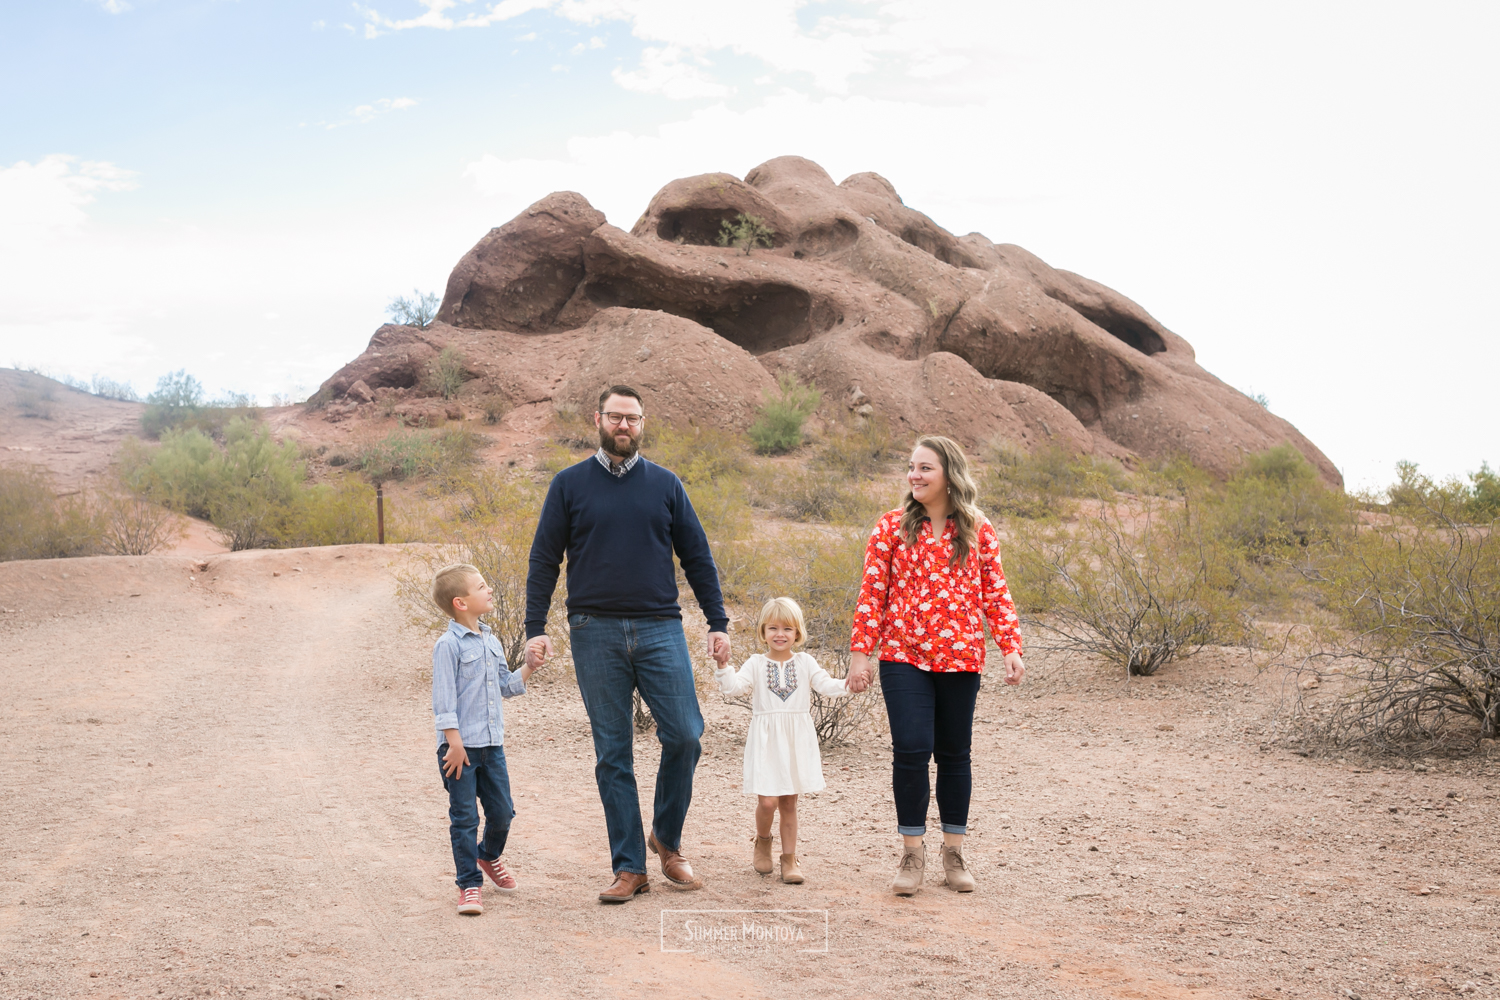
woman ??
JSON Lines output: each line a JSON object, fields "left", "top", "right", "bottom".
{"left": 845, "top": 435, "right": 1025, "bottom": 896}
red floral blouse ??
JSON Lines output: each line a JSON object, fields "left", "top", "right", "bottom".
{"left": 850, "top": 509, "right": 1022, "bottom": 672}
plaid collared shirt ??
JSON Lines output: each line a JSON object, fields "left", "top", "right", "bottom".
{"left": 594, "top": 447, "right": 640, "bottom": 478}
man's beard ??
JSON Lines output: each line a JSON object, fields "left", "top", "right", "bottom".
{"left": 599, "top": 422, "right": 640, "bottom": 460}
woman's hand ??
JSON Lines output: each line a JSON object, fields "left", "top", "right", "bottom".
{"left": 846, "top": 651, "right": 874, "bottom": 693}
{"left": 1003, "top": 651, "right": 1025, "bottom": 686}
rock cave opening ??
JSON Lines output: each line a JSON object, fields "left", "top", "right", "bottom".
{"left": 583, "top": 276, "right": 821, "bottom": 354}
{"left": 655, "top": 209, "right": 781, "bottom": 248}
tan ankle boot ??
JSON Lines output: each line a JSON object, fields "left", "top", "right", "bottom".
{"left": 891, "top": 843, "right": 925, "bottom": 896}
{"left": 940, "top": 844, "right": 975, "bottom": 892}
{"left": 780, "top": 853, "right": 804, "bottom": 884}
{"left": 752, "top": 835, "right": 774, "bottom": 874}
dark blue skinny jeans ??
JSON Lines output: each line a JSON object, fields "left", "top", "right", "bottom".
{"left": 568, "top": 614, "right": 704, "bottom": 875}
{"left": 879, "top": 661, "right": 982, "bottom": 836}
{"left": 436, "top": 743, "right": 514, "bottom": 889}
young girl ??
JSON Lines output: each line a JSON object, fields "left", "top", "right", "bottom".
{"left": 716, "top": 597, "right": 850, "bottom": 884}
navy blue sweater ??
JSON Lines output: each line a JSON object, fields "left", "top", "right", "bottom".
{"left": 524, "top": 457, "right": 728, "bottom": 638}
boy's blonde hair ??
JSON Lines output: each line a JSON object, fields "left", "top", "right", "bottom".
{"left": 757, "top": 597, "right": 806, "bottom": 647}
{"left": 432, "top": 563, "right": 482, "bottom": 618}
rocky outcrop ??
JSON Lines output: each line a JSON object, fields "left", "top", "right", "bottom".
{"left": 319, "top": 156, "right": 1340, "bottom": 485}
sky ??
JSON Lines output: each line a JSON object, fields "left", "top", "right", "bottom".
{"left": 1, "top": 0, "right": 1495, "bottom": 491}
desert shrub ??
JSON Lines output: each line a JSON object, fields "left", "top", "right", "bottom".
{"left": 1298, "top": 505, "right": 1499, "bottom": 754}
{"left": 981, "top": 442, "right": 1128, "bottom": 520}
{"left": 0, "top": 466, "right": 103, "bottom": 561}
{"left": 353, "top": 425, "right": 484, "bottom": 483}
{"left": 202, "top": 421, "right": 310, "bottom": 550}
{"left": 96, "top": 492, "right": 185, "bottom": 555}
{"left": 393, "top": 472, "right": 565, "bottom": 670}
{"left": 535, "top": 444, "right": 582, "bottom": 478}
{"left": 139, "top": 370, "right": 257, "bottom": 439}
{"left": 717, "top": 212, "right": 775, "bottom": 254}
{"left": 1383, "top": 459, "right": 1500, "bottom": 525}
{"left": 749, "top": 465, "right": 888, "bottom": 526}
{"left": 278, "top": 478, "right": 377, "bottom": 547}
{"left": 388, "top": 289, "right": 439, "bottom": 328}
{"left": 90, "top": 375, "right": 139, "bottom": 402}
{"left": 1209, "top": 444, "right": 1351, "bottom": 561}
{"left": 118, "top": 428, "right": 222, "bottom": 518}
{"left": 801, "top": 528, "right": 884, "bottom": 747}
{"left": 1008, "top": 500, "right": 1251, "bottom": 676}
{"left": 477, "top": 392, "right": 510, "bottom": 426}
{"left": 551, "top": 403, "right": 597, "bottom": 449}
{"left": 748, "top": 376, "right": 821, "bottom": 455}
{"left": 646, "top": 424, "right": 750, "bottom": 483}
{"left": 817, "top": 415, "right": 895, "bottom": 479}
{"left": 424, "top": 347, "right": 468, "bottom": 400}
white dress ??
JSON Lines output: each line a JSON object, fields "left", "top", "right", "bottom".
{"left": 716, "top": 652, "right": 849, "bottom": 796}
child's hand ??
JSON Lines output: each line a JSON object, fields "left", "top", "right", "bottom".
{"left": 442, "top": 741, "right": 470, "bottom": 778}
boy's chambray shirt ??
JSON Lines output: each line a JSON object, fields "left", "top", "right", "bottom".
{"left": 431, "top": 619, "right": 526, "bottom": 748}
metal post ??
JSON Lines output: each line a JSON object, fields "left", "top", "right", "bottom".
{"left": 376, "top": 485, "right": 385, "bottom": 544}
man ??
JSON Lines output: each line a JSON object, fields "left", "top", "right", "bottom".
{"left": 524, "top": 384, "right": 732, "bottom": 903}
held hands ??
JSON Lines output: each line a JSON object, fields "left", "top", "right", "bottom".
{"left": 845, "top": 652, "right": 873, "bottom": 693}
{"left": 707, "top": 631, "right": 731, "bottom": 668}
{"left": 1003, "top": 651, "right": 1026, "bottom": 685}
{"left": 525, "top": 634, "right": 554, "bottom": 672}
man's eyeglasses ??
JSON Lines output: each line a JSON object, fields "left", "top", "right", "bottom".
{"left": 600, "top": 412, "right": 644, "bottom": 427}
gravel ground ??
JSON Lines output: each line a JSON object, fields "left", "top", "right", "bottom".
{"left": 1, "top": 545, "right": 1496, "bottom": 1000}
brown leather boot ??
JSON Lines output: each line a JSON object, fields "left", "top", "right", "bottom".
{"left": 891, "top": 842, "right": 925, "bottom": 896}
{"left": 598, "top": 871, "right": 649, "bottom": 904}
{"left": 779, "top": 853, "right": 804, "bottom": 884}
{"left": 753, "top": 835, "right": 774, "bottom": 874}
{"left": 940, "top": 844, "right": 976, "bottom": 892}
{"left": 648, "top": 832, "right": 700, "bottom": 887}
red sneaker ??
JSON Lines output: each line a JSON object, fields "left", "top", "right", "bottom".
{"left": 477, "top": 857, "right": 517, "bottom": 894}
{"left": 457, "top": 886, "right": 483, "bottom": 915}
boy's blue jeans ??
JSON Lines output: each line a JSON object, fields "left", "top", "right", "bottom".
{"left": 436, "top": 743, "right": 514, "bottom": 890}
{"left": 568, "top": 614, "right": 704, "bottom": 875}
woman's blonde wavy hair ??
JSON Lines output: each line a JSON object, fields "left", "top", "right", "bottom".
{"left": 900, "top": 435, "right": 983, "bottom": 569}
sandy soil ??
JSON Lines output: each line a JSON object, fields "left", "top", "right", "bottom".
{"left": 1, "top": 545, "right": 1497, "bottom": 1000}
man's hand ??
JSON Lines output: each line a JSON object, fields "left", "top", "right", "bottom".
{"left": 442, "top": 737, "right": 470, "bottom": 779}
{"left": 526, "top": 635, "right": 554, "bottom": 672}
{"left": 1003, "top": 651, "right": 1025, "bottom": 686}
{"left": 846, "top": 651, "right": 873, "bottom": 693}
{"left": 708, "top": 631, "right": 731, "bottom": 668}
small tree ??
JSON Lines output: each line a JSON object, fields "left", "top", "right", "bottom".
{"left": 388, "top": 289, "right": 440, "bottom": 328}
{"left": 748, "top": 376, "right": 821, "bottom": 454}
{"left": 716, "top": 213, "right": 775, "bottom": 255}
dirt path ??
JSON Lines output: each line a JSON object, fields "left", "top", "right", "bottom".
{"left": 0, "top": 546, "right": 1496, "bottom": 1000}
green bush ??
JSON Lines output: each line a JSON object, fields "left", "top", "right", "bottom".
{"left": 1210, "top": 444, "right": 1351, "bottom": 561}
{"left": 1382, "top": 459, "right": 1500, "bottom": 524}
{"left": 981, "top": 442, "right": 1128, "bottom": 520}
{"left": 0, "top": 466, "right": 102, "bottom": 561}
{"left": 716, "top": 213, "right": 776, "bottom": 255}
{"left": 1007, "top": 499, "right": 1250, "bottom": 676}
{"left": 817, "top": 415, "right": 895, "bottom": 479}
{"left": 424, "top": 347, "right": 468, "bottom": 400}
{"left": 353, "top": 425, "right": 484, "bottom": 484}
{"left": 139, "top": 370, "right": 258, "bottom": 439}
{"left": 748, "top": 376, "right": 821, "bottom": 455}
{"left": 1305, "top": 508, "right": 1500, "bottom": 752}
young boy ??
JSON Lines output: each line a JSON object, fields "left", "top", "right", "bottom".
{"left": 431, "top": 563, "right": 537, "bottom": 916}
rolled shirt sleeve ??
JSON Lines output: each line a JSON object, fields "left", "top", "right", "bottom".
{"left": 431, "top": 634, "right": 461, "bottom": 735}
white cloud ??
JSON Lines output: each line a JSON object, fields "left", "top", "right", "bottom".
{"left": 320, "top": 97, "right": 420, "bottom": 128}
{"left": 613, "top": 45, "right": 730, "bottom": 99}
{"left": 97, "top": 0, "right": 132, "bottom": 12}
{"left": 0, "top": 155, "right": 136, "bottom": 239}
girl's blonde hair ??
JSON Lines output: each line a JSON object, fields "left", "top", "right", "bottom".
{"left": 900, "top": 435, "right": 984, "bottom": 569}
{"left": 756, "top": 597, "right": 807, "bottom": 647}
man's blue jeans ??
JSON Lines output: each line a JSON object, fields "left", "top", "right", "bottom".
{"left": 436, "top": 743, "right": 514, "bottom": 889}
{"left": 568, "top": 614, "right": 704, "bottom": 875}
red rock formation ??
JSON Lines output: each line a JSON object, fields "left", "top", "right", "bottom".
{"left": 319, "top": 156, "right": 1339, "bottom": 485}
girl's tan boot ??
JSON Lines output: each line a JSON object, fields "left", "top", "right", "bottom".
{"left": 752, "top": 835, "right": 774, "bottom": 874}
{"left": 891, "top": 842, "right": 925, "bottom": 896}
{"left": 780, "top": 853, "right": 804, "bottom": 884}
{"left": 940, "top": 843, "right": 976, "bottom": 892}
